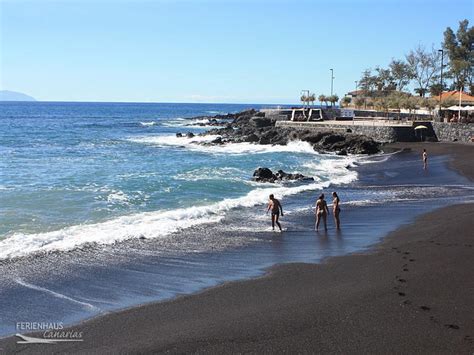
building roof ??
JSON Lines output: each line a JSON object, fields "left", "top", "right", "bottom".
{"left": 435, "top": 91, "right": 474, "bottom": 103}
{"left": 347, "top": 90, "right": 364, "bottom": 96}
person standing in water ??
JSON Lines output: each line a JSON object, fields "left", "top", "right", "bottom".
{"left": 422, "top": 149, "right": 428, "bottom": 170}
{"left": 267, "top": 194, "right": 283, "bottom": 231}
{"left": 332, "top": 191, "right": 341, "bottom": 230}
{"left": 315, "top": 193, "right": 329, "bottom": 232}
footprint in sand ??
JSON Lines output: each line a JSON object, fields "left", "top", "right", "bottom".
{"left": 445, "top": 324, "right": 460, "bottom": 330}
{"left": 402, "top": 300, "right": 412, "bottom": 305}
{"left": 398, "top": 292, "right": 406, "bottom": 296}
{"left": 463, "top": 335, "right": 473, "bottom": 344}
{"left": 398, "top": 278, "right": 407, "bottom": 283}
{"left": 403, "top": 268, "right": 409, "bottom": 272}
{"left": 403, "top": 252, "right": 410, "bottom": 255}
{"left": 420, "top": 306, "right": 431, "bottom": 311}
{"left": 409, "top": 259, "right": 416, "bottom": 262}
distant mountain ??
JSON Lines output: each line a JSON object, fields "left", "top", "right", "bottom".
{"left": 0, "top": 90, "right": 36, "bottom": 101}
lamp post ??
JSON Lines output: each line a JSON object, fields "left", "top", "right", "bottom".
{"left": 354, "top": 81, "right": 358, "bottom": 108}
{"left": 330, "top": 69, "right": 335, "bottom": 96}
{"left": 438, "top": 49, "right": 444, "bottom": 112}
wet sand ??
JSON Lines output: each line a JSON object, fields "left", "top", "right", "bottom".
{"left": 1, "top": 142, "right": 473, "bottom": 354}
{"left": 385, "top": 141, "right": 474, "bottom": 182}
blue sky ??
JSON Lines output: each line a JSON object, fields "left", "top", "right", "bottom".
{"left": 0, "top": 0, "right": 472, "bottom": 103}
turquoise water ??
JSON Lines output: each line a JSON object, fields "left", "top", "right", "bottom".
{"left": 0, "top": 102, "right": 356, "bottom": 259}
{"left": 1, "top": 102, "right": 473, "bottom": 336}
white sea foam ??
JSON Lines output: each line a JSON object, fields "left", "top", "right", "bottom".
{"left": 107, "top": 191, "right": 130, "bottom": 205}
{"left": 0, "top": 156, "right": 358, "bottom": 260}
{"left": 0, "top": 134, "right": 360, "bottom": 260}
{"left": 130, "top": 134, "right": 320, "bottom": 155}
{"left": 139, "top": 121, "right": 157, "bottom": 127}
{"left": 15, "top": 278, "right": 98, "bottom": 310}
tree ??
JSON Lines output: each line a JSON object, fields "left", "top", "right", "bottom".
{"left": 401, "top": 96, "right": 418, "bottom": 119}
{"left": 429, "top": 83, "right": 445, "bottom": 97}
{"left": 440, "top": 98, "right": 457, "bottom": 108}
{"left": 308, "top": 93, "right": 316, "bottom": 106}
{"left": 328, "top": 94, "right": 339, "bottom": 107}
{"left": 406, "top": 45, "right": 441, "bottom": 97}
{"left": 341, "top": 96, "right": 351, "bottom": 107}
{"left": 387, "top": 92, "right": 409, "bottom": 119}
{"left": 422, "top": 98, "right": 437, "bottom": 117}
{"left": 414, "top": 87, "right": 428, "bottom": 97}
{"left": 318, "top": 94, "right": 326, "bottom": 107}
{"left": 354, "top": 97, "right": 365, "bottom": 108}
{"left": 389, "top": 59, "right": 413, "bottom": 92}
{"left": 373, "top": 67, "right": 396, "bottom": 93}
{"left": 359, "top": 69, "right": 376, "bottom": 98}
{"left": 443, "top": 19, "right": 474, "bottom": 93}
{"left": 300, "top": 94, "right": 308, "bottom": 105}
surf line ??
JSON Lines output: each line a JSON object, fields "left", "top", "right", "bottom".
{"left": 15, "top": 278, "right": 98, "bottom": 311}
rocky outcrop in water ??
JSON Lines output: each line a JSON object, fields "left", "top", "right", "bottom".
{"left": 178, "top": 110, "right": 381, "bottom": 155}
{"left": 252, "top": 168, "right": 314, "bottom": 183}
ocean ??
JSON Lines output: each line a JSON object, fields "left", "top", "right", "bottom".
{"left": 0, "top": 101, "right": 473, "bottom": 336}
{"left": 0, "top": 102, "right": 357, "bottom": 258}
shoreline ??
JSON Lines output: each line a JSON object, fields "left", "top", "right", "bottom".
{"left": 1, "top": 142, "right": 473, "bottom": 353}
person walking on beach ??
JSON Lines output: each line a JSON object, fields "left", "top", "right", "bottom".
{"left": 422, "top": 149, "right": 428, "bottom": 170}
{"left": 332, "top": 191, "right": 341, "bottom": 230}
{"left": 267, "top": 194, "right": 283, "bottom": 231}
{"left": 315, "top": 193, "right": 329, "bottom": 232}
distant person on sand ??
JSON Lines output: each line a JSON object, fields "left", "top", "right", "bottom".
{"left": 422, "top": 149, "right": 428, "bottom": 170}
{"left": 315, "top": 193, "right": 329, "bottom": 232}
{"left": 267, "top": 194, "right": 283, "bottom": 231}
{"left": 332, "top": 191, "right": 341, "bottom": 230}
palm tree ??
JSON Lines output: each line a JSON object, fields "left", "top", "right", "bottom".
{"left": 318, "top": 95, "right": 326, "bottom": 108}
{"left": 328, "top": 95, "right": 339, "bottom": 107}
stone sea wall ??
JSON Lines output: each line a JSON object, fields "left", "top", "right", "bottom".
{"left": 275, "top": 121, "right": 416, "bottom": 143}
{"left": 432, "top": 122, "right": 474, "bottom": 143}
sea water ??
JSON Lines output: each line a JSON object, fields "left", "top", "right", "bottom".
{"left": 0, "top": 102, "right": 357, "bottom": 259}
{"left": 1, "top": 101, "right": 473, "bottom": 336}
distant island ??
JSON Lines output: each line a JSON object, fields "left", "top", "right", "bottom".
{"left": 0, "top": 90, "right": 36, "bottom": 101}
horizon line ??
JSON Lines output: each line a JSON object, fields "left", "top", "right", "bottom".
{"left": 0, "top": 100, "right": 303, "bottom": 106}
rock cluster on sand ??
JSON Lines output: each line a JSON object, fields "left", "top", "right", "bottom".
{"left": 178, "top": 109, "right": 381, "bottom": 155}
{"left": 252, "top": 168, "right": 314, "bottom": 183}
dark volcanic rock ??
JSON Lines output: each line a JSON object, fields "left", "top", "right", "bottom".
{"left": 275, "top": 170, "right": 314, "bottom": 182}
{"left": 186, "top": 132, "right": 195, "bottom": 138}
{"left": 211, "top": 136, "right": 223, "bottom": 144}
{"left": 244, "top": 133, "right": 260, "bottom": 142}
{"left": 252, "top": 168, "right": 313, "bottom": 183}
{"left": 176, "top": 132, "right": 183, "bottom": 137}
{"left": 188, "top": 109, "right": 381, "bottom": 155}
{"left": 253, "top": 168, "right": 276, "bottom": 183}
{"left": 249, "top": 117, "right": 273, "bottom": 128}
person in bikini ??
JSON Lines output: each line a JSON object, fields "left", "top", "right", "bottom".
{"left": 315, "top": 193, "right": 329, "bottom": 232}
{"left": 267, "top": 194, "right": 283, "bottom": 231}
{"left": 332, "top": 191, "right": 341, "bottom": 230}
{"left": 422, "top": 149, "right": 428, "bottom": 170}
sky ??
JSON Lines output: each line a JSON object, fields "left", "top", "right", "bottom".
{"left": 0, "top": 0, "right": 472, "bottom": 104}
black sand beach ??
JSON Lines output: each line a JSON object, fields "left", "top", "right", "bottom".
{"left": 1, "top": 142, "right": 473, "bottom": 354}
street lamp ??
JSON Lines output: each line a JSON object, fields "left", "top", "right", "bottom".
{"left": 438, "top": 49, "right": 444, "bottom": 110}
{"left": 330, "top": 69, "right": 335, "bottom": 96}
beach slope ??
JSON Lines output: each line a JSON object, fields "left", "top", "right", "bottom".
{"left": 1, "top": 203, "right": 472, "bottom": 354}
{"left": 1, "top": 142, "right": 473, "bottom": 354}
